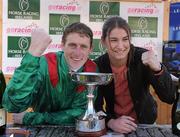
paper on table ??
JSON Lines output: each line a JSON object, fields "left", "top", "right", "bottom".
{"left": 6, "top": 127, "right": 30, "bottom": 137}
{"left": 101, "top": 132, "right": 125, "bottom": 137}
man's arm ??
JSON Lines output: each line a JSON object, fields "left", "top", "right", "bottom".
{"left": 2, "top": 29, "right": 52, "bottom": 112}
{"left": 2, "top": 53, "right": 43, "bottom": 112}
{"left": 22, "top": 90, "right": 90, "bottom": 125}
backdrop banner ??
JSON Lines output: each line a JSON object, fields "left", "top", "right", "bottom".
{"left": 2, "top": 0, "right": 164, "bottom": 75}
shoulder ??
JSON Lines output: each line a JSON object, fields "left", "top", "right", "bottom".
{"left": 43, "top": 51, "right": 62, "bottom": 58}
{"left": 94, "top": 53, "right": 112, "bottom": 72}
{"left": 94, "top": 53, "right": 109, "bottom": 65}
{"left": 39, "top": 51, "right": 63, "bottom": 71}
{"left": 41, "top": 51, "right": 63, "bottom": 62}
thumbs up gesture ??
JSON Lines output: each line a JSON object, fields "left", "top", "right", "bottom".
{"left": 141, "top": 50, "right": 161, "bottom": 72}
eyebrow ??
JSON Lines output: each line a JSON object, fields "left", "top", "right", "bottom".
{"left": 123, "top": 36, "right": 129, "bottom": 39}
{"left": 68, "top": 42, "right": 76, "bottom": 45}
{"left": 68, "top": 42, "right": 89, "bottom": 48}
{"left": 109, "top": 35, "right": 129, "bottom": 39}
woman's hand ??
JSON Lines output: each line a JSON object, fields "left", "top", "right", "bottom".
{"left": 141, "top": 50, "right": 161, "bottom": 72}
{"left": 107, "top": 115, "right": 137, "bottom": 134}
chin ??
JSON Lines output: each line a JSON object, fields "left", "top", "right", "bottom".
{"left": 70, "top": 60, "right": 86, "bottom": 69}
{"left": 113, "top": 56, "right": 126, "bottom": 60}
{"left": 71, "top": 64, "right": 83, "bottom": 70}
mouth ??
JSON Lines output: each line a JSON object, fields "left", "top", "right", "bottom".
{"left": 71, "top": 57, "right": 82, "bottom": 61}
{"left": 113, "top": 49, "right": 125, "bottom": 54}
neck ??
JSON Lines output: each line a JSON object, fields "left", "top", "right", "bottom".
{"left": 109, "top": 56, "right": 128, "bottom": 68}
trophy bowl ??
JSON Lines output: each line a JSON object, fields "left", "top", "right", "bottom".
{"left": 71, "top": 72, "right": 113, "bottom": 85}
{"left": 70, "top": 72, "right": 113, "bottom": 137}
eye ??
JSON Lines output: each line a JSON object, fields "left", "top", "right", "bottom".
{"left": 81, "top": 45, "right": 89, "bottom": 49}
{"left": 123, "top": 36, "right": 129, "bottom": 42}
{"left": 68, "top": 43, "right": 76, "bottom": 49}
{"left": 110, "top": 39, "right": 118, "bottom": 43}
{"left": 111, "top": 39, "right": 117, "bottom": 42}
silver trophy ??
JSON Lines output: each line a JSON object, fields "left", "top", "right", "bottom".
{"left": 70, "top": 72, "right": 113, "bottom": 137}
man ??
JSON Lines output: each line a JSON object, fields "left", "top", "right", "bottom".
{"left": 3, "top": 22, "right": 98, "bottom": 125}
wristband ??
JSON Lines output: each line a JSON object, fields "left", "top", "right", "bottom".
{"left": 154, "top": 64, "right": 163, "bottom": 76}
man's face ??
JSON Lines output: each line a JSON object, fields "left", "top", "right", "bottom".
{"left": 62, "top": 33, "right": 92, "bottom": 71}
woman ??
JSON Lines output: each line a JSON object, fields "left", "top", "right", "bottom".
{"left": 95, "top": 16, "right": 175, "bottom": 134}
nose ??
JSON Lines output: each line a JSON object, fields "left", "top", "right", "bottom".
{"left": 111, "top": 40, "right": 123, "bottom": 50}
{"left": 117, "top": 40, "right": 124, "bottom": 49}
{"left": 73, "top": 46, "right": 82, "bottom": 55}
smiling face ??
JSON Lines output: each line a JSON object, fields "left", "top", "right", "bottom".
{"left": 103, "top": 27, "right": 130, "bottom": 66}
{"left": 62, "top": 32, "right": 92, "bottom": 71}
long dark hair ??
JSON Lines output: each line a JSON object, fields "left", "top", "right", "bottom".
{"left": 101, "top": 16, "right": 134, "bottom": 66}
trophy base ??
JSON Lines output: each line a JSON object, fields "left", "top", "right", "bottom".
{"left": 76, "top": 128, "right": 106, "bottom": 137}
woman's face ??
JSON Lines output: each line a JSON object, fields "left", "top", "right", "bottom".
{"left": 103, "top": 27, "right": 130, "bottom": 63}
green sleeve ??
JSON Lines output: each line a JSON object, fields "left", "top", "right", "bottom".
{"left": 23, "top": 90, "right": 91, "bottom": 125}
{"left": 23, "top": 88, "right": 97, "bottom": 125}
{"left": 2, "top": 52, "right": 42, "bottom": 112}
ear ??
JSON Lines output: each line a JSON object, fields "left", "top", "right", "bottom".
{"left": 90, "top": 45, "right": 93, "bottom": 52}
{"left": 61, "top": 43, "right": 65, "bottom": 50}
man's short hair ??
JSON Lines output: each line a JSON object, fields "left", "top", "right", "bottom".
{"left": 62, "top": 22, "right": 93, "bottom": 47}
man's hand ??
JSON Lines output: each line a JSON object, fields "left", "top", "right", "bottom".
{"left": 141, "top": 50, "right": 161, "bottom": 72}
{"left": 28, "top": 29, "right": 52, "bottom": 57}
{"left": 107, "top": 116, "right": 137, "bottom": 134}
{"left": 12, "top": 111, "right": 27, "bottom": 124}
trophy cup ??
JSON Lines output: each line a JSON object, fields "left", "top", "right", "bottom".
{"left": 70, "top": 72, "right": 113, "bottom": 137}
